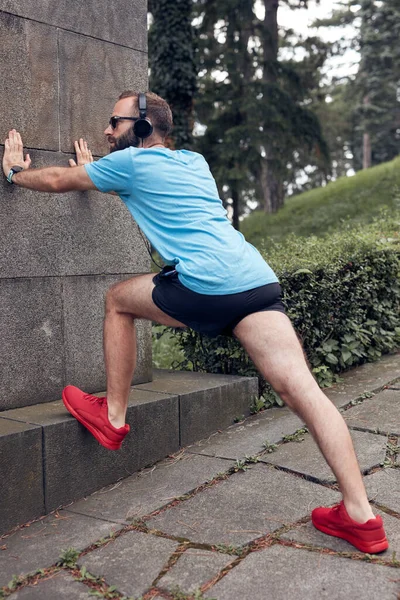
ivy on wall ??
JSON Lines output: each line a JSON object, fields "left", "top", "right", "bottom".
{"left": 148, "top": 0, "right": 197, "bottom": 149}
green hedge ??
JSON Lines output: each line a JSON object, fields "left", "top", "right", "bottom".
{"left": 159, "top": 216, "right": 400, "bottom": 406}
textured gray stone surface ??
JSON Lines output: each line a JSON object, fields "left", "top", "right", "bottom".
{"left": 186, "top": 408, "right": 304, "bottom": 459}
{"left": 0, "top": 151, "right": 150, "bottom": 279}
{"left": 63, "top": 277, "right": 152, "bottom": 390}
{"left": 1, "top": 389, "right": 179, "bottom": 511}
{"left": 0, "top": 277, "right": 64, "bottom": 410}
{"left": 67, "top": 453, "right": 233, "bottom": 523}
{"left": 146, "top": 464, "right": 339, "bottom": 546}
{"left": 280, "top": 508, "right": 400, "bottom": 556}
{"left": 0, "top": 511, "right": 122, "bottom": 587}
{"left": 59, "top": 30, "right": 147, "bottom": 156}
{"left": 262, "top": 430, "right": 388, "bottom": 482}
{"left": 204, "top": 545, "right": 400, "bottom": 599}
{"left": 325, "top": 352, "right": 400, "bottom": 408}
{"left": 0, "top": 13, "right": 58, "bottom": 150}
{"left": 137, "top": 370, "right": 258, "bottom": 447}
{"left": 364, "top": 469, "right": 400, "bottom": 513}
{"left": 10, "top": 571, "right": 94, "bottom": 599}
{"left": 0, "top": 419, "right": 43, "bottom": 535}
{"left": 0, "top": 1, "right": 147, "bottom": 50}
{"left": 343, "top": 389, "right": 400, "bottom": 435}
{"left": 158, "top": 548, "right": 235, "bottom": 595}
{"left": 79, "top": 530, "right": 178, "bottom": 598}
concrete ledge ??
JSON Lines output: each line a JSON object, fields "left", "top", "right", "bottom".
{"left": 0, "top": 370, "right": 257, "bottom": 535}
{"left": 0, "top": 419, "right": 44, "bottom": 534}
{"left": 137, "top": 370, "right": 258, "bottom": 446}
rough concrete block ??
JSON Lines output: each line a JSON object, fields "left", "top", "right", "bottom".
{"left": 10, "top": 571, "right": 95, "bottom": 599}
{"left": 0, "top": 150, "right": 150, "bottom": 279}
{"left": 157, "top": 549, "right": 235, "bottom": 595}
{"left": 263, "top": 429, "right": 387, "bottom": 482}
{"left": 0, "top": 1, "right": 147, "bottom": 50}
{"left": 146, "top": 463, "right": 339, "bottom": 546}
{"left": 0, "top": 13, "right": 58, "bottom": 150}
{"left": 0, "top": 419, "right": 43, "bottom": 535}
{"left": 0, "top": 278, "right": 64, "bottom": 410}
{"left": 364, "top": 468, "right": 400, "bottom": 513}
{"left": 59, "top": 30, "right": 148, "bottom": 156}
{"left": 325, "top": 351, "right": 400, "bottom": 408}
{"left": 0, "top": 389, "right": 179, "bottom": 511}
{"left": 344, "top": 388, "right": 400, "bottom": 435}
{"left": 187, "top": 408, "right": 304, "bottom": 459}
{"left": 66, "top": 453, "right": 232, "bottom": 523}
{"left": 63, "top": 276, "right": 152, "bottom": 391}
{"left": 137, "top": 370, "right": 259, "bottom": 447}
{"left": 204, "top": 545, "right": 400, "bottom": 600}
{"left": 79, "top": 531, "right": 178, "bottom": 599}
{"left": 0, "top": 510, "right": 122, "bottom": 585}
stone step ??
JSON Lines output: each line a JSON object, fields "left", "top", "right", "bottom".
{"left": 0, "top": 370, "right": 257, "bottom": 536}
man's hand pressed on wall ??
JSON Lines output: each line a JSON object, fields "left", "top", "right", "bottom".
{"left": 69, "top": 138, "right": 94, "bottom": 167}
{"left": 2, "top": 129, "right": 32, "bottom": 176}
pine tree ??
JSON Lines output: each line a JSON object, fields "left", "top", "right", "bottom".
{"left": 194, "top": 0, "right": 329, "bottom": 220}
{"left": 355, "top": 0, "right": 400, "bottom": 169}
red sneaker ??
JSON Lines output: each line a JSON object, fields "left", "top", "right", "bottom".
{"left": 312, "top": 501, "right": 388, "bottom": 554}
{"left": 62, "top": 386, "right": 130, "bottom": 451}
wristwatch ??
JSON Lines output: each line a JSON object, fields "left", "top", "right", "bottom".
{"left": 7, "top": 165, "right": 24, "bottom": 184}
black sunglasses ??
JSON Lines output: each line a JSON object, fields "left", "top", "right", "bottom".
{"left": 108, "top": 116, "right": 139, "bottom": 129}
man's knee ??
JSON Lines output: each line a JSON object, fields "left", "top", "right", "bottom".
{"left": 105, "top": 280, "right": 127, "bottom": 313}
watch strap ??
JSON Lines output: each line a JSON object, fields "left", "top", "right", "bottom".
{"left": 6, "top": 165, "right": 24, "bottom": 184}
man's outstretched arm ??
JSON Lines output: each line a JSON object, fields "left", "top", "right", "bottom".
{"left": 2, "top": 130, "right": 97, "bottom": 193}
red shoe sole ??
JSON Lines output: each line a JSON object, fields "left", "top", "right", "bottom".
{"left": 314, "top": 522, "right": 389, "bottom": 554}
{"left": 62, "top": 391, "right": 124, "bottom": 451}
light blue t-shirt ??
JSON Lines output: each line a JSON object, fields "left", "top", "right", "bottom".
{"left": 85, "top": 147, "right": 278, "bottom": 295}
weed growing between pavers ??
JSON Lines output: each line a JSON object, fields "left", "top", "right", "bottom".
{"left": 276, "top": 538, "right": 400, "bottom": 567}
{"left": 0, "top": 567, "right": 61, "bottom": 599}
{"left": 282, "top": 427, "right": 309, "bottom": 443}
{"left": 262, "top": 440, "right": 278, "bottom": 453}
{"left": 152, "top": 543, "right": 190, "bottom": 586}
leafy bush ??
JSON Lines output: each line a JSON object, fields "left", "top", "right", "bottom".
{"left": 155, "top": 216, "right": 400, "bottom": 405}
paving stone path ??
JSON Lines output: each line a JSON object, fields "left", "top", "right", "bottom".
{"left": 1, "top": 353, "right": 400, "bottom": 599}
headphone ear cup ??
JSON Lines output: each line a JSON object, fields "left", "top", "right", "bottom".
{"left": 133, "top": 118, "right": 153, "bottom": 139}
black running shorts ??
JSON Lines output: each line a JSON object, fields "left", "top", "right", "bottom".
{"left": 152, "top": 266, "right": 285, "bottom": 337}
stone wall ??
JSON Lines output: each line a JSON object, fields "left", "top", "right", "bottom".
{"left": 0, "top": 1, "right": 151, "bottom": 410}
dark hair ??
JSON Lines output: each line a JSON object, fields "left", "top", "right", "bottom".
{"left": 118, "top": 91, "right": 173, "bottom": 139}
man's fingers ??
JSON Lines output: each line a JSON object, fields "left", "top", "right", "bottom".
{"left": 89, "top": 150, "right": 94, "bottom": 162}
{"left": 74, "top": 140, "right": 82, "bottom": 154}
{"left": 69, "top": 158, "right": 77, "bottom": 167}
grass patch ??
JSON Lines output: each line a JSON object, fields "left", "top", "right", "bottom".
{"left": 241, "top": 157, "right": 400, "bottom": 247}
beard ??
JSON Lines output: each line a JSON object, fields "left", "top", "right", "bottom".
{"left": 108, "top": 127, "right": 142, "bottom": 152}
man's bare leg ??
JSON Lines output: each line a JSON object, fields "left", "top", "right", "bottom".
{"left": 103, "top": 273, "right": 186, "bottom": 428}
{"left": 233, "top": 310, "right": 375, "bottom": 524}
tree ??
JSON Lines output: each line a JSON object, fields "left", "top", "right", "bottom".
{"left": 194, "top": 0, "right": 329, "bottom": 221}
{"left": 148, "top": 0, "right": 197, "bottom": 149}
{"left": 354, "top": 0, "right": 400, "bottom": 169}
{"left": 314, "top": 0, "right": 400, "bottom": 171}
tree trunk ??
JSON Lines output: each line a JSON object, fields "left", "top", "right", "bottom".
{"left": 363, "top": 132, "right": 371, "bottom": 169}
{"left": 260, "top": 158, "right": 284, "bottom": 213}
{"left": 231, "top": 186, "right": 240, "bottom": 231}
{"left": 260, "top": 0, "right": 283, "bottom": 212}
{"left": 362, "top": 95, "right": 371, "bottom": 169}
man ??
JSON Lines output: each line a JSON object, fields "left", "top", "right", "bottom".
{"left": 2, "top": 91, "right": 388, "bottom": 554}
